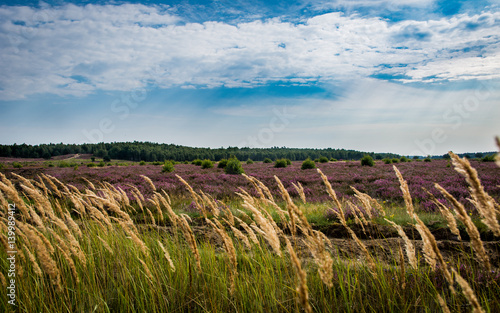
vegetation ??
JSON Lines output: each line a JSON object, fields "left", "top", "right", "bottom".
{"left": 217, "top": 159, "right": 228, "bottom": 168}
{"left": 201, "top": 159, "right": 214, "bottom": 169}
{"left": 246, "top": 159, "right": 254, "bottom": 164}
{"left": 319, "top": 156, "right": 329, "bottom": 163}
{"left": 263, "top": 158, "right": 272, "bottom": 163}
{"left": 162, "top": 161, "right": 175, "bottom": 173}
{"left": 274, "top": 158, "right": 288, "bottom": 168}
{"left": 0, "top": 142, "right": 400, "bottom": 162}
{"left": 360, "top": 155, "right": 374, "bottom": 166}
{"left": 224, "top": 157, "right": 244, "bottom": 175}
{"left": 301, "top": 158, "right": 316, "bottom": 170}
{"left": 1, "top": 149, "right": 499, "bottom": 312}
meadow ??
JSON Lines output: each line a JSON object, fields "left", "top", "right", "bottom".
{"left": 1, "top": 151, "right": 500, "bottom": 312}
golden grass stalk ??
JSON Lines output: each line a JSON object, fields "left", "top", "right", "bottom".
{"left": 384, "top": 218, "right": 417, "bottom": 270}
{"left": 393, "top": 166, "right": 415, "bottom": 217}
{"left": 140, "top": 175, "right": 156, "bottom": 191}
{"left": 50, "top": 214, "right": 86, "bottom": 265}
{"left": 449, "top": 151, "right": 500, "bottom": 236}
{"left": 117, "top": 219, "right": 149, "bottom": 256}
{"left": 81, "top": 177, "right": 96, "bottom": 190}
{"left": 178, "top": 214, "right": 202, "bottom": 273}
{"left": 97, "top": 236, "right": 114, "bottom": 254}
{"left": 131, "top": 191, "right": 144, "bottom": 213}
{"left": 11, "top": 172, "right": 36, "bottom": 189}
{"left": 45, "top": 174, "right": 71, "bottom": 195}
{"left": 285, "top": 238, "right": 312, "bottom": 313}
{"left": 63, "top": 211, "right": 82, "bottom": 238}
{"left": 344, "top": 223, "right": 377, "bottom": 277}
{"left": 347, "top": 200, "right": 368, "bottom": 229}
{"left": 424, "top": 189, "right": 461, "bottom": 240}
{"left": 206, "top": 218, "right": 238, "bottom": 294}
{"left": 351, "top": 187, "right": 373, "bottom": 219}
{"left": 17, "top": 221, "right": 62, "bottom": 291}
{"left": 292, "top": 181, "right": 306, "bottom": 204}
{"left": 436, "top": 293, "right": 451, "bottom": 313}
{"left": 22, "top": 245, "right": 43, "bottom": 276}
{"left": 0, "top": 178, "right": 30, "bottom": 219}
{"left": 40, "top": 173, "right": 62, "bottom": 198}
{"left": 230, "top": 225, "right": 252, "bottom": 250}
{"left": 435, "top": 183, "right": 491, "bottom": 271}
{"left": 200, "top": 191, "right": 219, "bottom": 217}
{"left": 157, "top": 240, "right": 175, "bottom": 272}
{"left": 146, "top": 208, "right": 157, "bottom": 226}
{"left": 176, "top": 175, "right": 207, "bottom": 217}
{"left": 0, "top": 190, "right": 8, "bottom": 211}
{"left": 156, "top": 192, "right": 178, "bottom": 231}
{"left": 56, "top": 245, "right": 79, "bottom": 283}
{"left": 234, "top": 216, "right": 261, "bottom": 248}
{"left": 413, "top": 213, "right": 456, "bottom": 294}
{"left": 0, "top": 272, "right": 6, "bottom": 289}
{"left": 138, "top": 258, "right": 154, "bottom": 281}
{"left": 317, "top": 169, "right": 344, "bottom": 215}
{"left": 452, "top": 269, "right": 485, "bottom": 313}
{"left": 242, "top": 174, "right": 267, "bottom": 202}
{"left": 242, "top": 201, "right": 281, "bottom": 256}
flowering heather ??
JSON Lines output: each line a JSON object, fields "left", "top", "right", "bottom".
{"left": 3, "top": 159, "right": 499, "bottom": 213}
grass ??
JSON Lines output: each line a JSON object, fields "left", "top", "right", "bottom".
{"left": 1, "top": 151, "right": 500, "bottom": 312}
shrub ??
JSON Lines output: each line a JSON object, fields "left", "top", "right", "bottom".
{"left": 274, "top": 159, "right": 288, "bottom": 168}
{"left": 301, "top": 158, "right": 316, "bottom": 170}
{"left": 263, "top": 158, "right": 272, "bottom": 163}
{"left": 424, "top": 157, "right": 432, "bottom": 162}
{"left": 330, "top": 158, "right": 337, "bottom": 162}
{"left": 400, "top": 156, "right": 408, "bottom": 163}
{"left": 482, "top": 154, "right": 495, "bottom": 162}
{"left": 162, "top": 161, "right": 175, "bottom": 173}
{"left": 246, "top": 159, "right": 254, "bottom": 164}
{"left": 201, "top": 159, "right": 214, "bottom": 169}
{"left": 98, "top": 161, "right": 106, "bottom": 167}
{"left": 139, "top": 160, "right": 146, "bottom": 166}
{"left": 91, "top": 156, "right": 96, "bottom": 162}
{"left": 319, "top": 156, "right": 329, "bottom": 163}
{"left": 225, "top": 157, "right": 244, "bottom": 175}
{"left": 285, "top": 159, "right": 292, "bottom": 165}
{"left": 0, "top": 163, "right": 4, "bottom": 170}
{"left": 383, "top": 158, "right": 392, "bottom": 164}
{"left": 218, "top": 159, "right": 228, "bottom": 168}
{"left": 152, "top": 161, "right": 163, "bottom": 165}
{"left": 360, "top": 155, "right": 374, "bottom": 166}
{"left": 73, "top": 165, "right": 79, "bottom": 171}
{"left": 192, "top": 159, "right": 203, "bottom": 166}
{"left": 103, "top": 155, "right": 111, "bottom": 162}
{"left": 87, "top": 163, "right": 96, "bottom": 167}
{"left": 12, "top": 162, "right": 22, "bottom": 168}
{"left": 314, "top": 158, "right": 320, "bottom": 163}
{"left": 391, "top": 158, "right": 399, "bottom": 164}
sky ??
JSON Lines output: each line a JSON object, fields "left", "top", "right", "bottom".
{"left": 0, "top": 0, "right": 499, "bottom": 156}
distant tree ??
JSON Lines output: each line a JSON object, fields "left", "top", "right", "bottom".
{"left": 225, "top": 157, "right": 244, "bottom": 175}
{"left": 103, "top": 155, "right": 111, "bottom": 162}
{"left": 162, "top": 161, "right": 175, "bottom": 173}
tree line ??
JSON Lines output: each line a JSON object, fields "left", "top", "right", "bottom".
{"left": 0, "top": 142, "right": 400, "bottom": 162}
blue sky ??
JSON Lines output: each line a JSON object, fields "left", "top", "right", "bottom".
{"left": 1, "top": 0, "right": 499, "bottom": 155}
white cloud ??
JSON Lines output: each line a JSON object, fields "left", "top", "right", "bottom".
{"left": 0, "top": 4, "right": 499, "bottom": 100}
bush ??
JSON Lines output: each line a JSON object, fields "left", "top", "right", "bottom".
{"left": 263, "top": 158, "right": 272, "bottom": 163}
{"left": 246, "top": 159, "right": 254, "bottom": 164}
{"left": 98, "top": 161, "right": 106, "bottom": 167}
{"left": 218, "top": 159, "right": 228, "bottom": 168}
{"left": 87, "top": 163, "right": 96, "bottom": 167}
{"left": 400, "top": 156, "right": 408, "bottom": 163}
{"left": 152, "top": 161, "right": 163, "bottom": 165}
{"left": 330, "top": 158, "right": 337, "bottom": 162}
{"left": 424, "top": 157, "right": 432, "bottom": 162}
{"left": 12, "top": 162, "right": 22, "bottom": 169}
{"left": 314, "top": 158, "right": 320, "bottom": 163}
{"left": 162, "top": 161, "right": 175, "bottom": 173}
{"left": 225, "top": 158, "right": 244, "bottom": 175}
{"left": 274, "top": 159, "right": 288, "bottom": 168}
{"left": 482, "top": 154, "right": 496, "bottom": 162}
{"left": 383, "top": 158, "right": 392, "bottom": 164}
{"left": 103, "top": 155, "right": 111, "bottom": 162}
{"left": 319, "top": 156, "right": 329, "bottom": 163}
{"left": 201, "top": 159, "right": 214, "bottom": 169}
{"left": 192, "top": 159, "right": 203, "bottom": 166}
{"left": 139, "top": 160, "right": 146, "bottom": 166}
{"left": 391, "top": 158, "right": 399, "bottom": 164}
{"left": 360, "top": 155, "right": 374, "bottom": 166}
{"left": 0, "top": 163, "right": 4, "bottom": 170}
{"left": 301, "top": 158, "right": 316, "bottom": 170}
{"left": 286, "top": 159, "right": 292, "bottom": 165}
{"left": 91, "top": 156, "right": 96, "bottom": 162}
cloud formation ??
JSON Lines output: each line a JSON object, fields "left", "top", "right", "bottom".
{"left": 0, "top": 3, "right": 499, "bottom": 100}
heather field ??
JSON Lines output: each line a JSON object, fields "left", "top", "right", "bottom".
{"left": 1, "top": 152, "right": 500, "bottom": 312}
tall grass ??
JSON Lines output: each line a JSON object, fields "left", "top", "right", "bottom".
{"left": 1, "top": 148, "right": 500, "bottom": 312}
